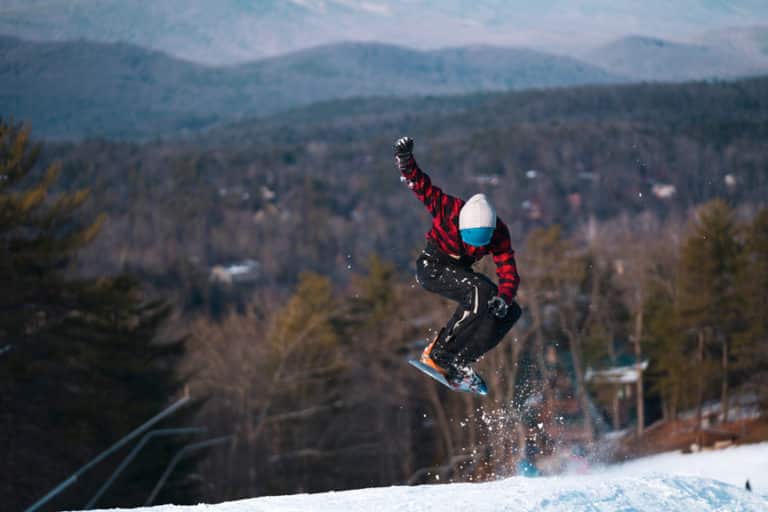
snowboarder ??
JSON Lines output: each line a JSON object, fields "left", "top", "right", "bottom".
{"left": 395, "top": 136, "right": 521, "bottom": 391}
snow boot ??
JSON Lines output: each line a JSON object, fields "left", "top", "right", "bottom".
{"left": 420, "top": 330, "right": 452, "bottom": 377}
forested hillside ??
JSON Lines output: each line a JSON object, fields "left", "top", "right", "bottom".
{"left": 38, "top": 76, "right": 768, "bottom": 290}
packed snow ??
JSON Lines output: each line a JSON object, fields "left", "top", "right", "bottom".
{"left": 88, "top": 441, "right": 768, "bottom": 511}
{"left": 596, "top": 441, "right": 768, "bottom": 492}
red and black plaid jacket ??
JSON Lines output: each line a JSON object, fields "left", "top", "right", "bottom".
{"left": 400, "top": 158, "right": 520, "bottom": 303}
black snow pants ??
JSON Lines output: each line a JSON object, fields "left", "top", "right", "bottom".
{"left": 415, "top": 241, "right": 521, "bottom": 368}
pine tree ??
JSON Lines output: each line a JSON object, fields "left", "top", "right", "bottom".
{"left": 264, "top": 272, "right": 347, "bottom": 492}
{"left": 0, "top": 121, "right": 103, "bottom": 347}
{"left": 734, "top": 208, "right": 768, "bottom": 406}
{"left": 0, "top": 121, "right": 188, "bottom": 510}
{"left": 678, "top": 199, "right": 744, "bottom": 425}
{"left": 644, "top": 282, "right": 689, "bottom": 421}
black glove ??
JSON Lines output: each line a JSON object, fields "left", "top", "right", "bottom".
{"left": 394, "top": 136, "right": 414, "bottom": 173}
{"left": 487, "top": 296, "right": 509, "bottom": 318}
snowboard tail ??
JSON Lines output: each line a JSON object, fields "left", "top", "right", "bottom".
{"left": 408, "top": 359, "right": 488, "bottom": 396}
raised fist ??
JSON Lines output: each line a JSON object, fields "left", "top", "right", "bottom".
{"left": 394, "top": 136, "right": 414, "bottom": 173}
{"left": 394, "top": 136, "right": 414, "bottom": 158}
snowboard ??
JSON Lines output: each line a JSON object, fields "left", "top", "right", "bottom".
{"left": 408, "top": 359, "right": 488, "bottom": 396}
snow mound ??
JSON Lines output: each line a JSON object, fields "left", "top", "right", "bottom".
{"left": 597, "top": 441, "right": 768, "bottom": 491}
{"left": 96, "top": 474, "right": 766, "bottom": 512}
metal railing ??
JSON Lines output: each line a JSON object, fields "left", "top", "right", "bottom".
{"left": 85, "top": 427, "right": 205, "bottom": 510}
{"left": 24, "top": 395, "right": 192, "bottom": 512}
{"left": 145, "top": 436, "right": 232, "bottom": 506}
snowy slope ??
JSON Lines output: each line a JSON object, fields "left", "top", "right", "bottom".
{"left": 90, "top": 444, "right": 768, "bottom": 511}
{"left": 116, "top": 476, "right": 765, "bottom": 512}
{"left": 597, "top": 441, "right": 768, "bottom": 492}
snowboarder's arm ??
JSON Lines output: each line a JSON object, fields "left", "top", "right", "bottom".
{"left": 490, "top": 220, "right": 520, "bottom": 303}
{"left": 394, "top": 137, "right": 458, "bottom": 218}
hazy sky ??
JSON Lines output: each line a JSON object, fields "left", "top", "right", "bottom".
{"left": 1, "top": 0, "right": 767, "bottom": 63}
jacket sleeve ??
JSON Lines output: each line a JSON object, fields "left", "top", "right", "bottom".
{"left": 399, "top": 157, "right": 458, "bottom": 218}
{"left": 490, "top": 220, "right": 520, "bottom": 303}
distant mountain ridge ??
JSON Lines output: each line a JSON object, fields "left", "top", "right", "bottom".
{"left": 588, "top": 30, "right": 768, "bottom": 80}
{"left": 697, "top": 25, "right": 768, "bottom": 62}
{"left": 4, "top": 27, "right": 768, "bottom": 140}
{"left": 2, "top": 0, "right": 768, "bottom": 64}
{"left": 0, "top": 36, "right": 623, "bottom": 139}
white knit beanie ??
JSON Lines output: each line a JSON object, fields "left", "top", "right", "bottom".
{"left": 459, "top": 193, "right": 497, "bottom": 230}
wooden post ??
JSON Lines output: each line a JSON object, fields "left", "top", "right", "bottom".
{"left": 633, "top": 301, "right": 645, "bottom": 436}
{"left": 721, "top": 337, "right": 729, "bottom": 424}
{"left": 696, "top": 330, "right": 705, "bottom": 441}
